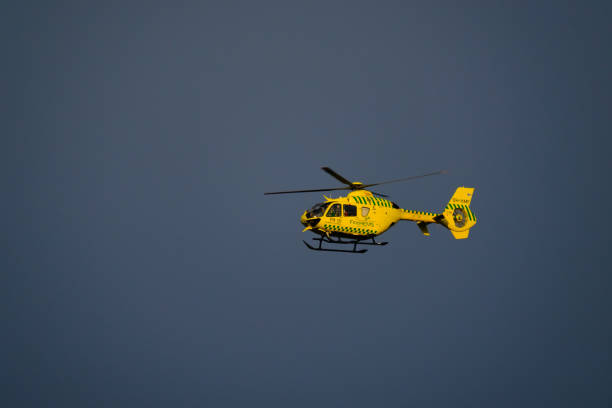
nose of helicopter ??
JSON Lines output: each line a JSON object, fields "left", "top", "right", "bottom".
{"left": 301, "top": 211, "right": 322, "bottom": 228}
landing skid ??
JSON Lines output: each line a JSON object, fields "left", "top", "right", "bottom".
{"left": 302, "top": 237, "right": 388, "bottom": 253}
{"left": 303, "top": 240, "right": 367, "bottom": 253}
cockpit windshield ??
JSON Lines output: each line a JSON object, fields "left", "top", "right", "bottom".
{"left": 306, "top": 202, "right": 330, "bottom": 218}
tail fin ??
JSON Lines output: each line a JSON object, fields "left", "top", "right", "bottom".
{"left": 440, "top": 187, "right": 477, "bottom": 239}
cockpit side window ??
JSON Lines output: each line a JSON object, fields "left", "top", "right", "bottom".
{"left": 326, "top": 203, "right": 342, "bottom": 217}
{"left": 343, "top": 204, "right": 357, "bottom": 217}
{"left": 361, "top": 207, "right": 370, "bottom": 217}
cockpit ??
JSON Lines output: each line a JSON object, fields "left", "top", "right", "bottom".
{"left": 305, "top": 202, "right": 330, "bottom": 219}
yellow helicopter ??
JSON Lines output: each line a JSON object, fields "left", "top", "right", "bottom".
{"left": 265, "top": 167, "right": 477, "bottom": 253}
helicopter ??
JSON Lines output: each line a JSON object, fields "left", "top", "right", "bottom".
{"left": 264, "top": 167, "right": 477, "bottom": 253}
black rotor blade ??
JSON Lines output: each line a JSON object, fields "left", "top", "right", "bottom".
{"left": 264, "top": 187, "right": 351, "bottom": 195}
{"left": 321, "top": 167, "right": 354, "bottom": 186}
{"left": 360, "top": 170, "right": 447, "bottom": 189}
{"left": 371, "top": 191, "right": 389, "bottom": 198}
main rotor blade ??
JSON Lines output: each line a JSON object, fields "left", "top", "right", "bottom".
{"left": 264, "top": 187, "right": 351, "bottom": 195}
{"left": 370, "top": 191, "right": 389, "bottom": 198}
{"left": 360, "top": 170, "right": 447, "bottom": 189}
{"left": 321, "top": 167, "right": 353, "bottom": 186}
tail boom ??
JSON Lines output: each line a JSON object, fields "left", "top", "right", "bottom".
{"left": 399, "top": 187, "right": 477, "bottom": 239}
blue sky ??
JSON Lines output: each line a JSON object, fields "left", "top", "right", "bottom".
{"left": 4, "top": 2, "right": 611, "bottom": 406}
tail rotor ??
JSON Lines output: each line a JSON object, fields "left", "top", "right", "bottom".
{"left": 440, "top": 187, "right": 477, "bottom": 239}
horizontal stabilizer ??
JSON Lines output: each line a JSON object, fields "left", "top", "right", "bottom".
{"left": 417, "top": 222, "right": 430, "bottom": 236}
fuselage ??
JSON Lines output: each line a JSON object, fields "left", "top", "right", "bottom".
{"left": 300, "top": 190, "right": 441, "bottom": 239}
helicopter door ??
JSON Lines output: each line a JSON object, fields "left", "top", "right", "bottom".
{"left": 343, "top": 204, "right": 357, "bottom": 217}
{"left": 326, "top": 203, "right": 342, "bottom": 218}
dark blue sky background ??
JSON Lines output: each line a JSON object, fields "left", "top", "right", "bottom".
{"left": 4, "top": 2, "right": 612, "bottom": 406}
